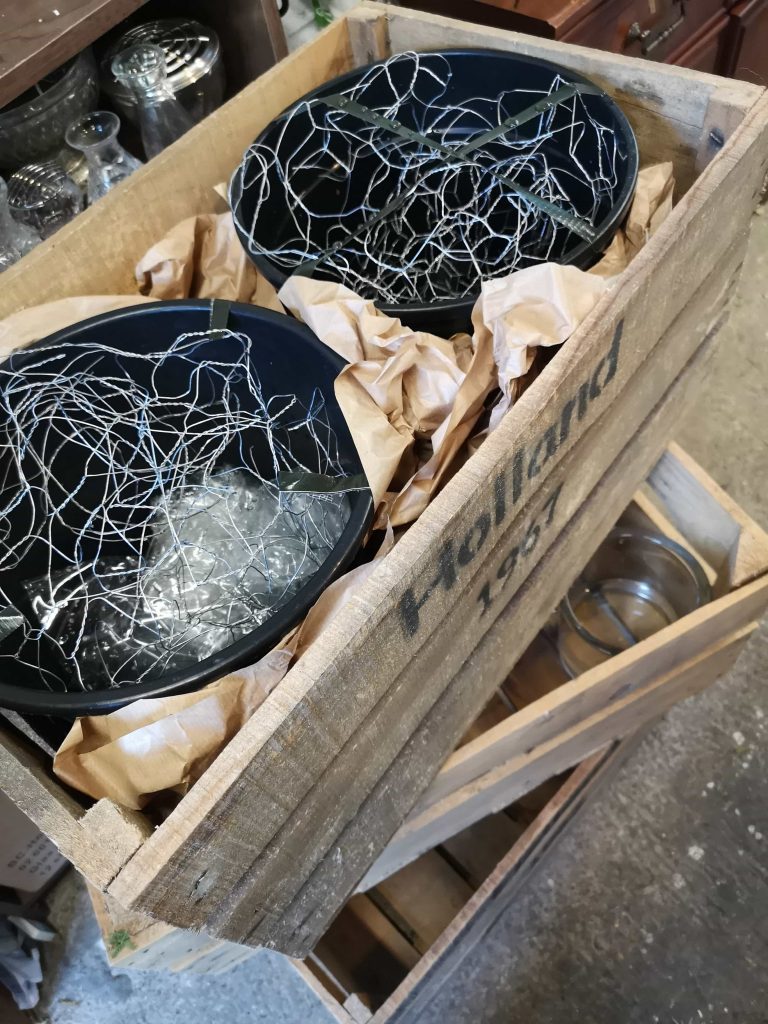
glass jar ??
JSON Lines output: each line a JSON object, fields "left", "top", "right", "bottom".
{"left": 111, "top": 43, "right": 194, "bottom": 160}
{"left": 7, "top": 161, "right": 83, "bottom": 239}
{"left": 100, "top": 19, "right": 225, "bottom": 126}
{"left": 65, "top": 111, "right": 142, "bottom": 205}
{"left": 557, "top": 528, "right": 711, "bottom": 677}
{"left": 0, "top": 176, "right": 41, "bottom": 269}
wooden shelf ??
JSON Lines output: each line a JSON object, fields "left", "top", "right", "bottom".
{"left": 0, "top": 0, "right": 150, "bottom": 108}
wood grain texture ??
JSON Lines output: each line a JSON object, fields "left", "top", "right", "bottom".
{"left": 0, "top": 0, "right": 148, "bottom": 108}
{"left": 354, "top": 325, "right": 726, "bottom": 892}
{"left": 372, "top": 625, "right": 753, "bottom": 881}
{"left": 105, "top": 17, "right": 768, "bottom": 951}
{"left": 367, "top": 735, "right": 646, "bottom": 1024}
{"left": 648, "top": 441, "right": 768, "bottom": 592}
{"left": 0, "top": 727, "right": 147, "bottom": 889}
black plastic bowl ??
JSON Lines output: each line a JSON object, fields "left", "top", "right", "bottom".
{"left": 231, "top": 49, "right": 639, "bottom": 337}
{"left": 0, "top": 300, "right": 373, "bottom": 717}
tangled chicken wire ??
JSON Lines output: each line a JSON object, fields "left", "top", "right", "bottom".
{"left": 0, "top": 331, "right": 354, "bottom": 692}
{"left": 231, "top": 50, "right": 628, "bottom": 306}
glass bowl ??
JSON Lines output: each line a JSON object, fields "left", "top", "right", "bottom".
{"left": 557, "top": 528, "right": 711, "bottom": 677}
{"left": 0, "top": 51, "right": 98, "bottom": 171}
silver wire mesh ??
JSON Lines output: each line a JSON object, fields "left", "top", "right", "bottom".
{"left": 0, "top": 330, "right": 354, "bottom": 692}
{"left": 231, "top": 51, "right": 627, "bottom": 307}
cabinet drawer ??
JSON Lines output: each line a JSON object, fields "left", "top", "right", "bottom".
{"left": 725, "top": 0, "right": 768, "bottom": 84}
{"left": 564, "top": 0, "right": 725, "bottom": 62}
{"left": 672, "top": 12, "right": 731, "bottom": 72}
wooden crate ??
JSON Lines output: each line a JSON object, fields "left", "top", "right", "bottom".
{"left": 86, "top": 443, "right": 768, "bottom": 1007}
{"left": 1, "top": 2, "right": 768, "bottom": 957}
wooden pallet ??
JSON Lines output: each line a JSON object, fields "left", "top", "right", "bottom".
{"left": 87, "top": 444, "right": 768, "bottom": 1009}
{"left": 1, "top": 2, "right": 768, "bottom": 957}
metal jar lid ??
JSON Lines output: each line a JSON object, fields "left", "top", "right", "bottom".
{"left": 100, "top": 18, "right": 221, "bottom": 100}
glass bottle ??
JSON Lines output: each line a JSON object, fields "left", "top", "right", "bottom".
{"left": 65, "top": 111, "right": 143, "bottom": 205}
{"left": 111, "top": 43, "right": 194, "bottom": 160}
{"left": 7, "top": 162, "right": 83, "bottom": 240}
{"left": 0, "top": 176, "right": 41, "bottom": 270}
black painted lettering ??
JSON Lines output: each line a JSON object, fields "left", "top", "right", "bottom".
{"left": 494, "top": 472, "right": 506, "bottom": 526}
{"left": 541, "top": 482, "right": 563, "bottom": 526}
{"left": 477, "top": 581, "right": 493, "bottom": 617}
{"left": 590, "top": 319, "right": 623, "bottom": 399}
{"left": 526, "top": 424, "right": 558, "bottom": 480}
{"left": 577, "top": 379, "right": 590, "bottom": 420}
{"left": 399, "top": 542, "right": 457, "bottom": 637}
{"left": 560, "top": 395, "right": 577, "bottom": 445}
{"left": 496, "top": 544, "right": 519, "bottom": 580}
{"left": 458, "top": 511, "right": 491, "bottom": 566}
{"left": 512, "top": 448, "right": 524, "bottom": 504}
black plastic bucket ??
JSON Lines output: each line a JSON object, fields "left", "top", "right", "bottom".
{"left": 231, "top": 49, "right": 639, "bottom": 337}
{"left": 0, "top": 300, "right": 373, "bottom": 717}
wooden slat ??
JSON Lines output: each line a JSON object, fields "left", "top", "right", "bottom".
{"left": 370, "top": 853, "right": 473, "bottom": 955}
{"left": 368, "top": 625, "right": 753, "bottom": 883}
{"left": 0, "top": 0, "right": 149, "bottom": 108}
{"left": 0, "top": 728, "right": 148, "bottom": 890}
{"left": 416, "top": 573, "right": 768, "bottom": 813}
{"left": 354, "top": 327, "right": 727, "bottom": 892}
{"left": 647, "top": 442, "right": 768, "bottom": 592}
{"left": 439, "top": 813, "right": 526, "bottom": 888}
{"left": 368, "top": 736, "right": 646, "bottom": 1024}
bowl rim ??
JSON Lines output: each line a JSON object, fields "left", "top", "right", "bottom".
{"left": 559, "top": 527, "right": 712, "bottom": 658}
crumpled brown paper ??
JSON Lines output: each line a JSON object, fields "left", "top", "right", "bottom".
{"left": 278, "top": 277, "right": 497, "bottom": 526}
{"left": 4, "top": 164, "right": 672, "bottom": 809}
{"left": 590, "top": 162, "right": 675, "bottom": 278}
{"left": 135, "top": 211, "right": 282, "bottom": 311}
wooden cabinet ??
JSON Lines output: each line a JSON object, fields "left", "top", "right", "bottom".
{"left": 670, "top": 12, "right": 732, "bottom": 71}
{"left": 724, "top": 0, "right": 768, "bottom": 82}
{"left": 401, "top": 0, "right": 768, "bottom": 79}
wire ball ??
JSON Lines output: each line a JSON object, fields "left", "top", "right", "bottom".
{"left": 0, "top": 325, "right": 360, "bottom": 696}
{"left": 231, "top": 50, "right": 638, "bottom": 322}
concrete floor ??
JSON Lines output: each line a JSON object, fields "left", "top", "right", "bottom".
{"left": 33, "top": 213, "right": 768, "bottom": 1024}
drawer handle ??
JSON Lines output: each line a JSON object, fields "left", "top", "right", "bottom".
{"left": 626, "top": 2, "right": 687, "bottom": 56}
{"left": 626, "top": 21, "right": 651, "bottom": 45}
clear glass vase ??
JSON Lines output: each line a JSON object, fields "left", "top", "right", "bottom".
{"left": 111, "top": 44, "right": 194, "bottom": 160}
{"left": 65, "top": 111, "right": 142, "bottom": 205}
{"left": 0, "top": 176, "right": 41, "bottom": 270}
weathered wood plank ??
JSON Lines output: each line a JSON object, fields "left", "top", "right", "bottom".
{"left": 410, "top": 574, "right": 768, "bottom": 816}
{"left": 370, "top": 625, "right": 753, "bottom": 883}
{"left": 367, "top": 734, "right": 646, "bottom": 1024}
{"left": 647, "top": 442, "right": 768, "bottom": 592}
{"left": 350, "top": 328, "right": 724, "bottom": 894}
{"left": 0, "top": 728, "right": 148, "bottom": 889}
